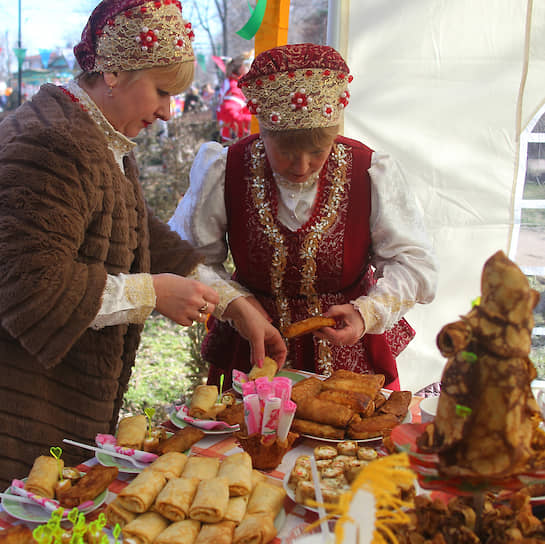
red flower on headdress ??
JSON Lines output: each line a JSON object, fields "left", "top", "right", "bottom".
{"left": 174, "top": 36, "right": 185, "bottom": 49}
{"left": 137, "top": 27, "right": 159, "bottom": 51}
{"left": 323, "top": 104, "right": 334, "bottom": 118}
{"left": 338, "top": 90, "right": 350, "bottom": 108}
{"left": 290, "top": 89, "right": 310, "bottom": 111}
{"left": 247, "top": 99, "right": 260, "bottom": 115}
{"left": 185, "top": 22, "right": 195, "bottom": 40}
{"left": 270, "top": 111, "right": 281, "bottom": 125}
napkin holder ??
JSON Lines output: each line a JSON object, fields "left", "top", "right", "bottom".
{"left": 234, "top": 431, "right": 299, "bottom": 470}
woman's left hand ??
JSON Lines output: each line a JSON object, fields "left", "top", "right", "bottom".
{"left": 313, "top": 304, "right": 365, "bottom": 346}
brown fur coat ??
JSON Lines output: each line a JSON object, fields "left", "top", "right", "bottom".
{"left": 0, "top": 84, "right": 201, "bottom": 487}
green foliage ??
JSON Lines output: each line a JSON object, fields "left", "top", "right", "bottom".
{"left": 122, "top": 314, "right": 208, "bottom": 424}
{"left": 122, "top": 114, "right": 218, "bottom": 423}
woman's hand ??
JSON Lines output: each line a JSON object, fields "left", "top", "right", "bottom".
{"left": 313, "top": 304, "right": 365, "bottom": 346}
{"left": 223, "top": 296, "right": 287, "bottom": 368}
{"left": 152, "top": 273, "right": 219, "bottom": 326}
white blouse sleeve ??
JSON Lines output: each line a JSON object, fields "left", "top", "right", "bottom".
{"left": 168, "top": 142, "right": 251, "bottom": 317}
{"left": 168, "top": 142, "right": 231, "bottom": 272}
{"left": 90, "top": 273, "right": 156, "bottom": 329}
{"left": 351, "top": 152, "right": 438, "bottom": 334}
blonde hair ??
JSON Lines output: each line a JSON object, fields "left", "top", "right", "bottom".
{"left": 261, "top": 125, "right": 339, "bottom": 151}
{"left": 76, "top": 61, "right": 194, "bottom": 96}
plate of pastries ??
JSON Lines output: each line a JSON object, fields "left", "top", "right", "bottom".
{"left": 104, "top": 451, "right": 286, "bottom": 544}
{"left": 169, "top": 385, "right": 244, "bottom": 434}
{"left": 2, "top": 456, "right": 114, "bottom": 522}
{"left": 95, "top": 414, "right": 207, "bottom": 474}
{"left": 284, "top": 441, "right": 382, "bottom": 512}
{"left": 290, "top": 369, "right": 412, "bottom": 443}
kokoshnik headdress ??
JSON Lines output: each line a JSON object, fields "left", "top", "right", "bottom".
{"left": 74, "top": 0, "right": 195, "bottom": 72}
{"left": 238, "top": 43, "right": 353, "bottom": 131}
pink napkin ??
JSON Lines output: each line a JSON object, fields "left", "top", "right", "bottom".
{"left": 10, "top": 480, "right": 93, "bottom": 514}
{"left": 95, "top": 434, "right": 158, "bottom": 463}
{"left": 176, "top": 405, "right": 239, "bottom": 431}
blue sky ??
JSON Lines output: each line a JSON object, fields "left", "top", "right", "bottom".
{"left": 0, "top": 0, "right": 96, "bottom": 55}
{"left": 0, "top": 0, "right": 217, "bottom": 57}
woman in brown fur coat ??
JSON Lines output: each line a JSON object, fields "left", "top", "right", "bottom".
{"left": 0, "top": 0, "right": 286, "bottom": 488}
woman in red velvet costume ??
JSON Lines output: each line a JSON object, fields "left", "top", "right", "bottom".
{"left": 169, "top": 43, "right": 438, "bottom": 390}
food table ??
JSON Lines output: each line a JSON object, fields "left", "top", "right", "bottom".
{"left": 0, "top": 394, "right": 424, "bottom": 542}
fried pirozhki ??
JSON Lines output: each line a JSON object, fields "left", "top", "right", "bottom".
{"left": 291, "top": 377, "right": 323, "bottom": 403}
{"left": 57, "top": 464, "right": 118, "bottom": 508}
{"left": 347, "top": 413, "right": 400, "bottom": 439}
{"left": 0, "top": 525, "right": 36, "bottom": 544}
{"left": 295, "top": 396, "right": 355, "bottom": 428}
{"left": 248, "top": 356, "right": 278, "bottom": 381}
{"left": 156, "top": 426, "right": 206, "bottom": 454}
{"left": 219, "top": 402, "right": 245, "bottom": 427}
{"left": 378, "top": 390, "right": 412, "bottom": 419}
{"left": 283, "top": 316, "right": 336, "bottom": 339}
{"left": 317, "top": 389, "right": 373, "bottom": 414}
{"left": 321, "top": 373, "right": 385, "bottom": 399}
{"left": 291, "top": 418, "right": 345, "bottom": 439}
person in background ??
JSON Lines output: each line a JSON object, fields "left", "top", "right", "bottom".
{"left": 216, "top": 53, "right": 252, "bottom": 144}
{"left": 0, "top": 0, "right": 285, "bottom": 488}
{"left": 183, "top": 85, "right": 204, "bottom": 113}
{"left": 169, "top": 43, "right": 438, "bottom": 390}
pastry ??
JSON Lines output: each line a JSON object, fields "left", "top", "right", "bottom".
{"left": 283, "top": 316, "right": 336, "bottom": 338}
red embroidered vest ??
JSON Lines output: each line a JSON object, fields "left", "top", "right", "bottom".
{"left": 202, "top": 134, "right": 413, "bottom": 389}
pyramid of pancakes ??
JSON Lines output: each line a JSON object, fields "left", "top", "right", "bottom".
{"left": 418, "top": 250, "right": 545, "bottom": 478}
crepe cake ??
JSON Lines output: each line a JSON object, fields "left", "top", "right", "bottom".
{"left": 417, "top": 250, "right": 545, "bottom": 478}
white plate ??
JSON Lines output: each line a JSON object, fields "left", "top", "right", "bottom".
{"left": 282, "top": 471, "right": 346, "bottom": 515}
{"left": 95, "top": 451, "right": 143, "bottom": 474}
{"left": 232, "top": 369, "right": 308, "bottom": 395}
{"left": 1, "top": 484, "right": 107, "bottom": 523}
{"left": 300, "top": 389, "right": 413, "bottom": 444}
{"left": 168, "top": 409, "right": 239, "bottom": 435}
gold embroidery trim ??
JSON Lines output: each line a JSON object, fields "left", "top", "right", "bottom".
{"left": 249, "top": 138, "right": 349, "bottom": 375}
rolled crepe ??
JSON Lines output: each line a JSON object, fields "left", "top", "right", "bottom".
{"left": 116, "top": 414, "right": 148, "bottom": 450}
{"left": 155, "top": 520, "right": 201, "bottom": 544}
{"left": 251, "top": 470, "right": 266, "bottom": 490}
{"left": 157, "top": 427, "right": 206, "bottom": 455}
{"left": 247, "top": 480, "right": 286, "bottom": 518}
{"left": 233, "top": 513, "right": 277, "bottom": 544}
{"left": 117, "top": 469, "right": 166, "bottom": 513}
{"left": 181, "top": 456, "right": 219, "bottom": 481}
{"left": 224, "top": 495, "right": 249, "bottom": 523}
{"left": 24, "top": 455, "right": 63, "bottom": 499}
{"left": 218, "top": 452, "right": 253, "bottom": 497}
{"left": 154, "top": 477, "right": 200, "bottom": 522}
{"left": 194, "top": 521, "right": 236, "bottom": 544}
{"left": 122, "top": 511, "right": 169, "bottom": 544}
{"left": 248, "top": 357, "right": 277, "bottom": 381}
{"left": 149, "top": 451, "right": 188, "bottom": 480}
{"left": 189, "top": 476, "right": 230, "bottom": 523}
{"left": 189, "top": 385, "right": 226, "bottom": 420}
{"left": 105, "top": 497, "right": 138, "bottom": 528}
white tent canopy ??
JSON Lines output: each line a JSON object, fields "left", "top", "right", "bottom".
{"left": 328, "top": 0, "right": 545, "bottom": 391}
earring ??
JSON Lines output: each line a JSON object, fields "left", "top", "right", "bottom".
{"left": 107, "top": 86, "right": 114, "bottom": 97}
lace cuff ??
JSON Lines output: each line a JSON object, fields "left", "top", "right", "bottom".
{"left": 91, "top": 273, "right": 156, "bottom": 329}
{"left": 350, "top": 294, "right": 415, "bottom": 335}
{"left": 189, "top": 263, "right": 251, "bottom": 318}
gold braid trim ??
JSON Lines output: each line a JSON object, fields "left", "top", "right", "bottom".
{"left": 249, "top": 139, "right": 349, "bottom": 375}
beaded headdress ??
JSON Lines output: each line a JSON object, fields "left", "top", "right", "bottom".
{"left": 74, "top": 0, "right": 195, "bottom": 73}
{"left": 238, "top": 43, "right": 353, "bottom": 131}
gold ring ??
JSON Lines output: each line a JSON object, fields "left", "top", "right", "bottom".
{"left": 199, "top": 302, "right": 208, "bottom": 313}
